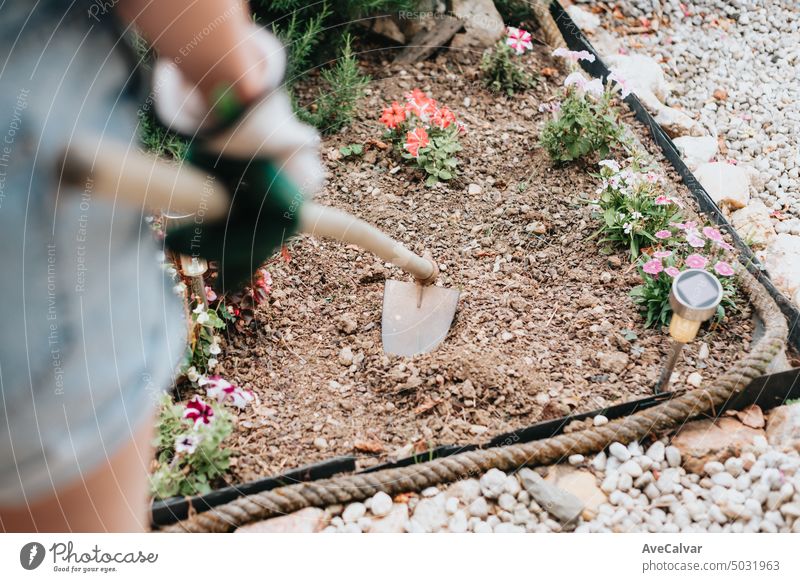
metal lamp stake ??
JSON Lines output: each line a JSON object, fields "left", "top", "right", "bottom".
{"left": 655, "top": 269, "right": 724, "bottom": 394}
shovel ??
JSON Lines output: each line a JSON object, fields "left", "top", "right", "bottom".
{"left": 58, "top": 137, "right": 459, "bottom": 356}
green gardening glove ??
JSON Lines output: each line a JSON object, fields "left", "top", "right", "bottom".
{"left": 153, "top": 25, "right": 324, "bottom": 292}
{"left": 165, "top": 148, "right": 306, "bottom": 292}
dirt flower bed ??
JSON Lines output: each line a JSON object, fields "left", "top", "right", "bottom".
{"left": 219, "top": 47, "right": 753, "bottom": 484}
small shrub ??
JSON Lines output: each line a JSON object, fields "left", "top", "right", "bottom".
{"left": 481, "top": 27, "right": 535, "bottom": 95}
{"left": 379, "top": 88, "right": 464, "bottom": 186}
{"left": 304, "top": 34, "right": 369, "bottom": 133}
{"left": 592, "top": 160, "right": 682, "bottom": 259}
{"left": 540, "top": 50, "right": 628, "bottom": 163}
{"left": 631, "top": 222, "right": 739, "bottom": 328}
{"left": 540, "top": 87, "right": 624, "bottom": 163}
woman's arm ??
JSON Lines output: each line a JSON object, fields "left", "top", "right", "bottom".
{"left": 116, "top": 0, "right": 267, "bottom": 104}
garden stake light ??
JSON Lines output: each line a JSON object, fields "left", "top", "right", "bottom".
{"left": 655, "top": 269, "right": 724, "bottom": 394}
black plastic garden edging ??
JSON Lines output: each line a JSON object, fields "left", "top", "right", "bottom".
{"left": 549, "top": 0, "right": 800, "bottom": 351}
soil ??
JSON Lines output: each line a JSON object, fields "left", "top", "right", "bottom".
{"left": 219, "top": 45, "right": 754, "bottom": 484}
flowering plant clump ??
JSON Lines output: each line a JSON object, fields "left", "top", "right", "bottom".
{"left": 539, "top": 51, "right": 627, "bottom": 163}
{"left": 592, "top": 159, "right": 682, "bottom": 259}
{"left": 480, "top": 26, "right": 535, "bottom": 96}
{"left": 150, "top": 393, "right": 234, "bottom": 498}
{"left": 379, "top": 88, "right": 464, "bottom": 187}
{"left": 631, "top": 222, "right": 739, "bottom": 328}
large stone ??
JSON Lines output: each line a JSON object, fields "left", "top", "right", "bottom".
{"left": 410, "top": 498, "right": 448, "bottom": 532}
{"left": 604, "top": 54, "right": 671, "bottom": 102}
{"left": 235, "top": 507, "right": 326, "bottom": 533}
{"left": 566, "top": 5, "right": 601, "bottom": 33}
{"left": 670, "top": 417, "right": 766, "bottom": 474}
{"left": 730, "top": 201, "right": 776, "bottom": 249}
{"left": 764, "top": 234, "right": 800, "bottom": 302}
{"left": 451, "top": 0, "right": 505, "bottom": 47}
{"left": 693, "top": 162, "right": 751, "bottom": 211}
{"left": 519, "top": 467, "right": 584, "bottom": 528}
{"left": 766, "top": 404, "right": 800, "bottom": 451}
{"left": 654, "top": 105, "right": 705, "bottom": 138}
{"left": 367, "top": 503, "right": 410, "bottom": 533}
{"left": 544, "top": 465, "right": 607, "bottom": 520}
{"left": 673, "top": 136, "right": 719, "bottom": 170}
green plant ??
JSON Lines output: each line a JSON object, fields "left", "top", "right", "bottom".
{"left": 183, "top": 302, "right": 229, "bottom": 376}
{"left": 540, "top": 89, "right": 624, "bottom": 163}
{"left": 339, "top": 143, "right": 364, "bottom": 157}
{"left": 591, "top": 160, "right": 682, "bottom": 259}
{"left": 150, "top": 394, "right": 234, "bottom": 498}
{"left": 304, "top": 34, "right": 369, "bottom": 133}
{"left": 269, "top": 2, "right": 331, "bottom": 84}
{"left": 481, "top": 40, "right": 534, "bottom": 95}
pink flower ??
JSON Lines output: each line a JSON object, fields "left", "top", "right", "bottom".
{"left": 202, "top": 375, "right": 254, "bottom": 409}
{"left": 654, "top": 195, "right": 673, "bottom": 205}
{"left": 653, "top": 250, "right": 672, "bottom": 259}
{"left": 714, "top": 261, "right": 735, "bottom": 276}
{"left": 685, "top": 254, "right": 708, "bottom": 269}
{"left": 552, "top": 48, "right": 596, "bottom": 63}
{"left": 716, "top": 240, "right": 735, "bottom": 252}
{"left": 403, "top": 126, "right": 430, "bottom": 158}
{"left": 608, "top": 70, "right": 631, "bottom": 98}
{"left": 643, "top": 259, "right": 663, "bottom": 275}
{"left": 686, "top": 233, "right": 706, "bottom": 248}
{"left": 702, "top": 226, "right": 724, "bottom": 242}
{"left": 183, "top": 396, "right": 214, "bottom": 429}
{"left": 380, "top": 101, "right": 406, "bottom": 130}
{"left": 643, "top": 172, "right": 663, "bottom": 184}
{"left": 506, "top": 27, "right": 533, "bottom": 55}
{"left": 175, "top": 434, "right": 199, "bottom": 455}
{"left": 665, "top": 266, "right": 681, "bottom": 277}
{"left": 655, "top": 230, "right": 672, "bottom": 239}
{"left": 204, "top": 286, "right": 217, "bottom": 302}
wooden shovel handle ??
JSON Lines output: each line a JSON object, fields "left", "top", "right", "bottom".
{"left": 58, "top": 136, "right": 230, "bottom": 221}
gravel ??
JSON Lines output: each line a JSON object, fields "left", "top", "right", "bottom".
{"left": 606, "top": 1, "right": 800, "bottom": 228}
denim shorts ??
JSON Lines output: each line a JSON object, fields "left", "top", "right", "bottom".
{"left": 0, "top": 2, "right": 185, "bottom": 504}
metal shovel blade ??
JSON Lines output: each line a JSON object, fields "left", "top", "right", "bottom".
{"left": 382, "top": 280, "right": 459, "bottom": 357}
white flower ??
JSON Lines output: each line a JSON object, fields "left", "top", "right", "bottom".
{"left": 584, "top": 78, "right": 605, "bottom": 99}
{"left": 209, "top": 342, "right": 221, "bottom": 355}
{"left": 173, "top": 282, "right": 187, "bottom": 296}
{"left": 564, "top": 71, "right": 589, "bottom": 91}
{"left": 207, "top": 358, "right": 218, "bottom": 369}
{"left": 175, "top": 434, "right": 200, "bottom": 455}
{"left": 631, "top": 211, "right": 643, "bottom": 220}
{"left": 187, "top": 366, "right": 200, "bottom": 382}
{"left": 196, "top": 312, "right": 209, "bottom": 325}
{"left": 623, "top": 222, "right": 633, "bottom": 234}
{"left": 165, "top": 266, "right": 177, "bottom": 278}
{"left": 599, "top": 159, "right": 620, "bottom": 173}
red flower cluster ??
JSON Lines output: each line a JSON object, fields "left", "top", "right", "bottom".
{"left": 379, "top": 88, "right": 463, "bottom": 159}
